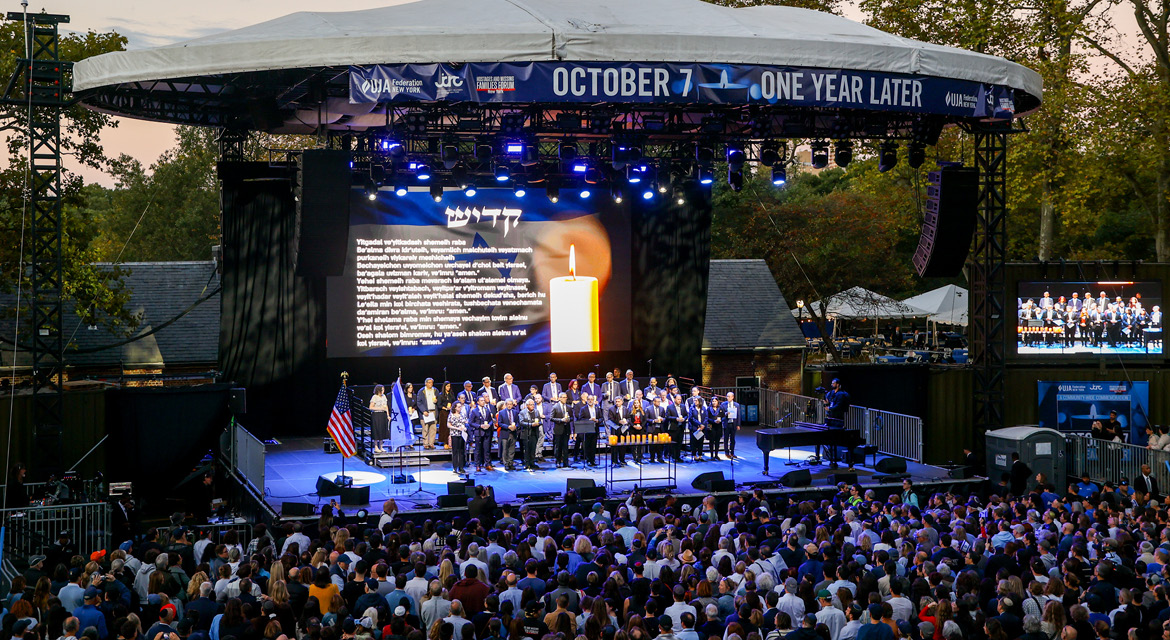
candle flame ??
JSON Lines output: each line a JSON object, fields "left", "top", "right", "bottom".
{"left": 569, "top": 244, "right": 576, "bottom": 279}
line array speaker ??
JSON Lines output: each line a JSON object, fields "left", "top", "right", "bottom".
{"left": 294, "top": 149, "right": 351, "bottom": 277}
{"left": 912, "top": 166, "right": 979, "bottom": 278}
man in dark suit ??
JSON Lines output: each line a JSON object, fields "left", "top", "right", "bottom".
{"left": 602, "top": 372, "right": 620, "bottom": 411}
{"left": 643, "top": 377, "right": 661, "bottom": 399}
{"left": 542, "top": 373, "right": 563, "bottom": 404}
{"left": 468, "top": 485, "right": 497, "bottom": 520}
{"left": 1009, "top": 452, "right": 1031, "bottom": 496}
{"left": 457, "top": 380, "right": 477, "bottom": 405}
{"left": 519, "top": 399, "right": 543, "bottom": 472}
{"left": 577, "top": 395, "right": 603, "bottom": 467}
{"left": 722, "top": 391, "right": 743, "bottom": 459}
{"left": 619, "top": 369, "right": 639, "bottom": 401}
{"left": 607, "top": 396, "right": 630, "bottom": 466}
{"left": 645, "top": 396, "right": 667, "bottom": 463}
{"left": 498, "top": 399, "right": 520, "bottom": 470}
{"left": 581, "top": 372, "right": 602, "bottom": 407}
{"left": 479, "top": 376, "right": 498, "bottom": 406}
{"left": 666, "top": 395, "right": 688, "bottom": 462}
{"left": 1137, "top": 463, "right": 1159, "bottom": 501}
{"left": 497, "top": 373, "right": 522, "bottom": 404}
{"left": 550, "top": 392, "right": 573, "bottom": 468}
{"left": 470, "top": 395, "right": 495, "bottom": 473}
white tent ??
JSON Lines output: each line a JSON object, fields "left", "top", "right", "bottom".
{"left": 903, "top": 284, "right": 968, "bottom": 326}
{"left": 794, "top": 286, "right": 930, "bottom": 320}
{"left": 74, "top": 0, "right": 1042, "bottom": 102}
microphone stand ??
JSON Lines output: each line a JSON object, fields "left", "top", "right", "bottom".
{"left": 647, "top": 359, "right": 653, "bottom": 379}
{"left": 406, "top": 366, "right": 434, "bottom": 499}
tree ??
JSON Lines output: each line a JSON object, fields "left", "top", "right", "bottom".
{"left": 0, "top": 19, "right": 136, "bottom": 337}
{"left": 703, "top": 0, "right": 844, "bottom": 13}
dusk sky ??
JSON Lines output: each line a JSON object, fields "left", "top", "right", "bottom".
{"left": 34, "top": 0, "right": 1142, "bottom": 187}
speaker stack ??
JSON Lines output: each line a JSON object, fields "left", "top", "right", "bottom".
{"left": 912, "top": 166, "right": 979, "bottom": 278}
{"left": 294, "top": 149, "right": 352, "bottom": 278}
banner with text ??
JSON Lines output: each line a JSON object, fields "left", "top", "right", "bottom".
{"left": 326, "top": 189, "right": 632, "bottom": 357}
{"left": 349, "top": 61, "right": 1016, "bottom": 118}
{"left": 1037, "top": 380, "right": 1149, "bottom": 444}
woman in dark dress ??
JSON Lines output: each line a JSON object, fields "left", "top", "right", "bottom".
{"left": 404, "top": 382, "right": 421, "bottom": 438}
{"left": 369, "top": 385, "right": 389, "bottom": 454}
{"left": 437, "top": 381, "right": 456, "bottom": 447}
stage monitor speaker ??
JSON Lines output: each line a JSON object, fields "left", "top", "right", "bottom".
{"left": 295, "top": 149, "right": 351, "bottom": 277}
{"left": 567, "top": 478, "right": 596, "bottom": 492}
{"left": 339, "top": 485, "right": 370, "bottom": 505}
{"left": 709, "top": 479, "right": 736, "bottom": 492}
{"left": 831, "top": 472, "right": 858, "bottom": 486}
{"left": 281, "top": 502, "right": 315, "bottom": 517}
{"left": 229, "top": 388, "right": 247, "bottom": 414}
{"left": 691, "top": 471, "right": 726, "bottom": 492}
{"left": 780, "top": 469, "right": 811, "bottom": 488}
{"left": 579, "top": 486, "right": 607, "bottom": 501}
{"left": 875, "top": 457, "right": 908, "bottom": 474}
{"left": 438, "top": 494, "right": 469, "bottom": 508}
{"left": 316, "top": 475, "right": 341, "bottom": 497}
{"left": 448, "top": 480, "right": 474, "bottom": 496}
{"left": 912, "top": 166, "right": 979, "bottom": 278}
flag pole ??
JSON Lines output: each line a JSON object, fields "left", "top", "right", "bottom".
{"left": 340, "top": 371, "right": 350, "bottom": 486}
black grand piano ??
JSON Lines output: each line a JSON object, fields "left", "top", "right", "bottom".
{"left": 756, "top": 421, "right": 865, "bottom": 474}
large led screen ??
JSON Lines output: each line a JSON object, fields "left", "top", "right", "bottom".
{"left": 327, "top": 189, "right": 632, "bottom": 357}
{"left": 1016, "top": 281, "right": 1162, "bottom": 356}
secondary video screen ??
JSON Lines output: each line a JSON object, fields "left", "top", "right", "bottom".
{"left": 327, "top": 189, "right": 631, "bottom": 357}
{"left": 1016, "top": 281, "right": 1162, "bottom": 356}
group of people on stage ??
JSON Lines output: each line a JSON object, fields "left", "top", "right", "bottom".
{"left": 1017, "top": 290, "right": 1162, "bottom": 348}
{"left": 369, "top": 370, "right": 743, "bottom": 477}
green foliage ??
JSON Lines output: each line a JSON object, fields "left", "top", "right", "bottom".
{"left": 702, "top": 0, "right": 843, "bottom": 15}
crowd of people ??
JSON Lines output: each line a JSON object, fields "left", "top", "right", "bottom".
{"left": 5, "top": 465, "right": 1165, "bottom": 640}
{"left": 368, "top": 371, "right": 744, "bottom": 477}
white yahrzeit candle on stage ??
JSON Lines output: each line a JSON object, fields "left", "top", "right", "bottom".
{"left": 549, "top": 244, "right": 600, "bottom": 352}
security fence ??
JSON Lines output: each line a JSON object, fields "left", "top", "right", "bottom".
{"left": 1065, "top": 435, "right": 1170, "bottom": 490}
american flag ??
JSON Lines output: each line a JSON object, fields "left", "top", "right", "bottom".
{"left": 328, "top": 385, "right": 357, "bottom": 458}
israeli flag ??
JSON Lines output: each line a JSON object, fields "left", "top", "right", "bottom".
{"left": 389, "top": 378, "right": 413, "bottom": 449}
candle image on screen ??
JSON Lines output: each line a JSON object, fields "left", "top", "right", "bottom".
{"left": 549, "top": 244, "right": 600, "bottom": 352}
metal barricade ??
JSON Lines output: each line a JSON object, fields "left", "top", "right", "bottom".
{"left": 1, "top": 502, "right": 111, "bottom": 559}
{"left": 1065, "top": 436, "right": 1170, "bottom": 489}
{"left": 867, "top": 408, "right": 924, "bottom": 462}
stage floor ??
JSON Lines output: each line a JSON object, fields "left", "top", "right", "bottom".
{"left": 262, "top": 430, "right": 961, "bottom": 515}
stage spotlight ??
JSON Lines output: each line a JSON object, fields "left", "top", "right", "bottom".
{"left": 474, "top": 143, "right": 493, "bottom": 165}
{"left": 695, "top": 144, "right": 715, "bottom": 165}
{"left": 415, "top": 162, "right": 432, "bottom": 181}
{"left": 834, "top": 140, "right": 853, "bottom": 168}
{"left": 571, "top": 162, "right": 588, "bottom": 175}
{"left": 610, "top": 183, "right": 625, "bottom": 203}
{"left": 627, "top": 164, "right": 646, "bottom": 184}
{"left": 441, "top": 143, "right": 460, "bottom": 170}
{"left": 495, "top": 165, "right": 511, "bottom": 182}
{"left": 580, "top": 188, "right": 591, "bottom": 199}
{"left": 504, "top": 141, "right": 525, "bottom": 155}
{"left": 500, "top": 112, "right": 526, "bottom": 134}
{"left": 430, "top": 184, "right": 443, "bottom": 202}
{"left": 760, "top": 141, "right": 783, "bottom": 167}
{"left": 771, "top": 165, "right": 787, "bottom": 186}
{"left": 728, "top": 169, "right": 744, "bottom": 192}
{"left": 546, "top": 184, "right": 560, "bottom": 203}
{"left": 464, "top": 183, "right": 477, "bottom": 197}
{"left": 810, "top": 141, "right": 830, "bottom": 169}
{"left": 878, "top": 141, "right": 899, "bottom": 172}
{"left": 908, "top": 142, "right": 926, "bottom": 168}
{"left": 672, "top": 185, "right": 686, "bottom": 206}
{"left": 521, "top": 144, "right": 540, "bottom": 167}
{"left": 726, "top": 146, "right": 746, "bottom": 172}
{"left": 584, "top": 167, "right": 604, "bottom": 185}
{"left": 697, "top": 165, "right": 715, "bottom": 185}
{"left": 513, "top": 183, "right": 527, "bottom": 198}
{"left": 394, "top": 183, "right": 408, "bottom": 197}
{"left": 559, "top": 142, "right": 578, "bottom": 160}
{"left": 364, "top": 178, "right": 378, "bottom": 201}
{"left": 451, "top": 163, "right": 469, "bottom": 187}
{"left": 613, "top": 144, "right": 641, "bottom": 170}
{"left": 641, "top": 189, "right": 655, "bottom": 200}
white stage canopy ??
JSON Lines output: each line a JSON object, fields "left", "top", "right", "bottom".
{"left": 794, "top": 286, "right": 930, "bottom": 320}
{"left": 74, "top": 0, "right": 1041, "bottom": 101}
{"left": 903, "top": 284, "right": 969, "bottom": 326}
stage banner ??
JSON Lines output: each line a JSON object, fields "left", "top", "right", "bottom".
{"left": 349, "top": 61, "right": 1016, "bottom": 119}
{"left": 1037, "top": 380, "right": 1150, "bottom": 443}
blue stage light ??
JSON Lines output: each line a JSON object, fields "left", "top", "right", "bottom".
{"left": 580, "top": 189, "right": 591, "bottom": 199}
{"left": 465, "top": 185, "right": 477, "bottom": 197}
{"left": 505, "top": 142, "right": 524, "bottom": 154}
{"left": 394, "top": 184, "right": 408, "bottom": 196}
{"left": 415, "top": 163, "right": 432, "bottom": 181}
{"left": 495, "top": 165, "right": 511, "bottom": 182}
{"left": 514, "top": 184, "right": 527, "bottom": 198}
{"left": 642, "top": 189, "right": 654, "bottom": 200}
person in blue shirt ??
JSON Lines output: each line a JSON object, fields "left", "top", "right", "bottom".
{"left": 1076, "top": 473, "right": 1100, "bottom": 498}
{"left": 73, "top": 587, "right": 108, "bottom": 640}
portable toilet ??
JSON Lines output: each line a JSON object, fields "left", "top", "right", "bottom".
{"left": 985, "top": 425, "right": 1066, "bottom": 491}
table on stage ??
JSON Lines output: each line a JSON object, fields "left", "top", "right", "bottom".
{"left": 603, "top": 435, "right": 677, "bottom": 492}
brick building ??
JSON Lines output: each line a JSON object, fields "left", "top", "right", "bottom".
{"left": 702, "top": 259, "right": 805, "bottom": 393}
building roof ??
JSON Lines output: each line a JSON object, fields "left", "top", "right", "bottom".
{"left": 703, "top": 259, "right": 805, "bottom": 352}
{"left": 1, "top": 261, "right": 220, "bottom": 370}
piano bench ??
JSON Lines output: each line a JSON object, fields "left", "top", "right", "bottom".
{"left": 852, "top": 444, "right": 880, "bottom": 466}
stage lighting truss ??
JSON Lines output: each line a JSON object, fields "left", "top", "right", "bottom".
{"left": 342, "top": 124, "right": 940, "bottom": 197}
